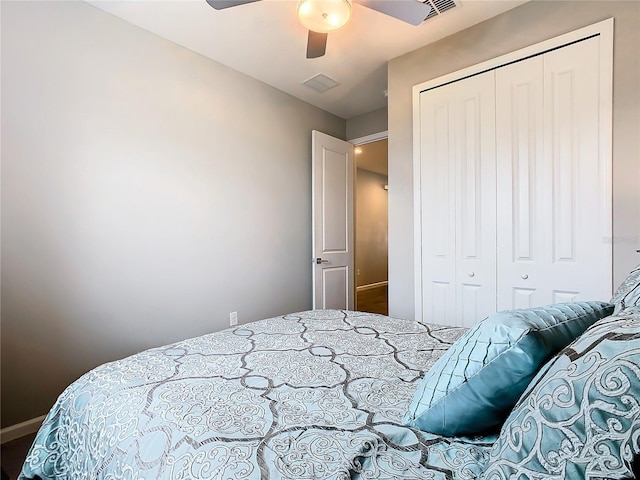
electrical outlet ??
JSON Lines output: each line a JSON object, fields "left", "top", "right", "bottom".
{"left": 229, "top": 311, "right": 238, "bottom": 326}
{"left": 357, "top": 269, "right": 361, "bottom": 276}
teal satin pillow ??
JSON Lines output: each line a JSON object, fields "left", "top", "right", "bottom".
{"left": 482, "top": 308, "right": 640, "bottom": 480}
{"left": 403, "top": 301, "right": 614, "bottom": 436}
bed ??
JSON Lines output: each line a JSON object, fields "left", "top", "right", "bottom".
{"left": 19, "top": 266, "right": 640, "bottom": 480}
{"left": 19, "top": 310, "right": 494, "bottom": 479}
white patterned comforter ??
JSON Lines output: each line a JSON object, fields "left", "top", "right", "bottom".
{"left": 20, "top": 310, "right": 496, "bottom": 480}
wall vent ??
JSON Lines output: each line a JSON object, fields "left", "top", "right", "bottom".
{"left": 422, "top": 0, "right": 460, "bottom": 21}
{"left": 302, "top": 73, "right": 340, "bottom": 94}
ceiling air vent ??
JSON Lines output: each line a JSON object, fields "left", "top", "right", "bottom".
{"left": 422, "top": 0, "right": 460, "bottom": 21}
{"left": 302, "top": 73, "right": 340, "bottom": 94}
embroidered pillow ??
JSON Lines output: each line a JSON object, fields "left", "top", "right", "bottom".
{"left": 482, "top": 308, "right": 640, "bottom": 480}
{"left": 611, "top": 264, "right": 640, "bottom": 313}
{"left": 403, "top": 301, "right": 614, "bottom": 436}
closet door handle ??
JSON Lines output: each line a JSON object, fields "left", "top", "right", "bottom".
{"left": 468, "top": 272, "right": 475, "bottom": 278}
{"left": 521, "top": 274, "right": 529, "bottom": 280}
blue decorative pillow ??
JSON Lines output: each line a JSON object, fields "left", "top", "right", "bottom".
{"left": 611, "top": 263, "right": 640, "bottom": 313}
{"left": 403, "top": 301, "right": 614, "bottom": 436}
{"left": 482, "top": 308, "right": 640, "bottom": 480}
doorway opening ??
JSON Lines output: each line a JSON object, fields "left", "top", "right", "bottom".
{"left": 353, "top": 137, "right": 388, "bottom": 315}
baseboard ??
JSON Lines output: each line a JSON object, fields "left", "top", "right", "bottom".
{"left": 356, "top": 281, "right": 389, "bottom": 292}
{"left": 1, "top": 415, "right": 45, "bottom": 444}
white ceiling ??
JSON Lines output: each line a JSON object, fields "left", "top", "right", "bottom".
{"left": 86, "top": 0, "right": 528, "bottom": 119}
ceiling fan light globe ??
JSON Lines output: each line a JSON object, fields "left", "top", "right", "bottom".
{"left": 297, "top": 0, "right": 352, "bottom": 33}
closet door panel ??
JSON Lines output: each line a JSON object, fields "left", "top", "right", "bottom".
{"left": 454, "top": 74, "right": 496, "bottom": 327}
{"left": 543, "top": 36, "right": 609, "bottom": 300}
{"left": 496, "top": 55, "right": 545, "bottom": 310}
{"left": 497, "top": 35, "right": 610, "bottom": 307}
{"left": 418, "top": 86, "right": 457, "bottom": 325}
{"left": 418, "top": 71, "right": 496, "bottom": 327}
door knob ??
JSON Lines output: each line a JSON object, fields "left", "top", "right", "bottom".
{"left": 468, "top": 272, "right": 475, "bottom": 277}
{"left": 521, "top": 274, "right": 529, "bottom": 280}
{"left": 315, "top": 258, "right": 329, "bottom": 264}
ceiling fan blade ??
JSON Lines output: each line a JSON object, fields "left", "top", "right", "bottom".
{"left": 205, "top": 0, "right": 261, "bottom": 10}
{"left": 307, "top": 31, "right": 328, "bottom": 59}
{"left": 355, "top": 0, "right": 432, "bottom": 26}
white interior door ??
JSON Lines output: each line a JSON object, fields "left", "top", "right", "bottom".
{"left": 312, "top": 130, "right": 354, "bottom": 310}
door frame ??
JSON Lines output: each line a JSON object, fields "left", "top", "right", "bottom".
{"left": 349, "top": 131, "right": 389, "bottom": 146}
{"left": 412, "top": 18, "right": 614, "bottom": 321}
{"left": 348, "top": 131, "right": 389, "bottom": 311}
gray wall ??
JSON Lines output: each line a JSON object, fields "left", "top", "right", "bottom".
{"left": 355, "top": 169, "right": 388, "bottom": 287}
{"left": 1, "top": 1, "right": 345, "bottom": 427}
{"left": 346, "top": 107, "right": 388, "bottom": 140}
{"left": 387, "top": 1, "right": 640, "bottom": 320}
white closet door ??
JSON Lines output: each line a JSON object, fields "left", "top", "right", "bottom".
{"left": 419, "top": 71, "right": 496, "bottom": 327}
{"left": 542, "top": 37, "right": 611, "bottom": 302}
{"left": 496, "top": 55, "right": 545, "bottom": 308}
{"left": 418, "top": 82, "right": 457, "bottom": 325}
{"left": 496, "top": 36, "right": 611, "bottom": 308}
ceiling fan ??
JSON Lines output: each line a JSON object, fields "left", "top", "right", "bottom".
{"left": 205, "top": 0, "right": 432, "bottom": 58}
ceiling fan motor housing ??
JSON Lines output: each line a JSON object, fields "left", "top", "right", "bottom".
{"left": 297, "top": 0, "right": 353, "bottom": 33}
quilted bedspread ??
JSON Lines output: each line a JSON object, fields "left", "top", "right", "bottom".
{"left": 20, "top": 310, "right": 497, "bottom": 480}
